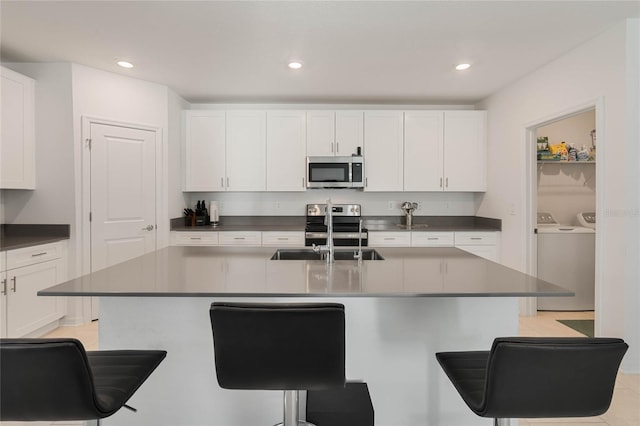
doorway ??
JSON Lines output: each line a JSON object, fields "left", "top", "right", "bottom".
{"left": 81, "top": 118, "right": 159, "bottom": 320}
{"left": 524, "top": 99, "right": 603, "bottom": 336}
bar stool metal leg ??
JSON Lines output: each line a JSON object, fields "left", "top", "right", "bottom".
{"left": 277, "top": 390, "right": 315, "bottom": 426}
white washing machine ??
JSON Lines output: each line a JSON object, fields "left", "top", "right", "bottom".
{"left": 537, "top": 212, "right": 595, "bottom": 311}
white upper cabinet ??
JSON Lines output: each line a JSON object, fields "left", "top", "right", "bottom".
{"left": 443, "top": 111, "right": 487, "bottom": 191}
{"left": 225, "top": 111, "right": 266, "bottom": 191}
{"left": 404, "top": 110, "right": 486, "bottom": 192}
{"left": 404, "top": 111, "right": 444, "bottom": 191}
{"left": 363, "top": 111, "right": 404, "bottom": 191}
{"left": 182, "top": 108, "right": 485, "bottom": 193}
{"left": 266, "top": 111, "right": 307, "bottom": 191}
{"left": 306, "top": 110, "right": 363, "bottom": 156}
{"left": 183, "top": 111, "right": 226, "bottom": 191}
{"left": 1, "top": 66, "right": 35, "bottom": 189}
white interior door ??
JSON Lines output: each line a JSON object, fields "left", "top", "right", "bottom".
{"left": 90, "top": 123, "right": 157, "bottom": 318}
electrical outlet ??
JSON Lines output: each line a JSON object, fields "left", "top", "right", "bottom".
{"left": 388, "top": 201, "right": 395, "bottom": 210}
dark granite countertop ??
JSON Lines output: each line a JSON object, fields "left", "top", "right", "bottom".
{"left": 170, "top": 215, "right": 501, "bottom": 233}
{"left": 1, "top": 224, "right": 71, "bottom": 251}
{"left": 41, "top": 245, "right": 569, "bottom": 298}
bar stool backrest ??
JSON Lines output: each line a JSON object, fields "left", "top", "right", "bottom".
{"left": 482, "top": 337, "right": 628, "bottom": 418}
{"left": 1, "top": 338, "right": 103, "bottom": 421}
{"left": 210, "top": 302, "right": 346, "bottom": 390}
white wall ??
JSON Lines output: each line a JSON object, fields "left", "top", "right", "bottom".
{"left": 168, "top": 89, "right": 190, "bottom": 221}
{"left": 477, "top": 19, "right": 639, "bottom": 372}
{"left": 186, "top": 191, "right": 477, "bottom": 217}
{"left": 623, "top": 18, "right": 640, "bottom": 374}
{"left": 536, "top": 163, "right": 596, "bottom": 226}
{"left": 71, "top": 63, "right": 170, "bottom": 260}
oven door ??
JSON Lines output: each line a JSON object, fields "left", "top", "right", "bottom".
{"left": 307, "top": 157, "right": 352, "bottom": 188}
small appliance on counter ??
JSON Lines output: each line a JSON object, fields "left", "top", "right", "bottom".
{"left": 401, "top": 202, "right": 418, "bottom": 227}
{"left": 184, "top": 200, "right": 210, "bottom": 226}
{"left": 209, "top": 200, "right": 220, "bottom": 227}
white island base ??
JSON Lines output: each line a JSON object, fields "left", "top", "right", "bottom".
{"left": 98, "top": 296, "right": 518, "bottom": 426}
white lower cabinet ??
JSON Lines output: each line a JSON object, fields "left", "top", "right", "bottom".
{"left": 171, "top": 231, "right": 219, "bottom": 246}
{"left": 368, "top": 232, "right": 411, "bottom": 247}
{"left": 454, "top": 231, "right": 500, "bottom": 262}
{"left": 1, "top": 241, "right": 67, "bottom": 338}
{"left": 219, "top": 231, "right": 262, "bottom": 246}
{"left": 411, "top": 232, "right": 454, "bottom": 247}
{"left": 261, "top": 231, "right": 305, "bottom": 247}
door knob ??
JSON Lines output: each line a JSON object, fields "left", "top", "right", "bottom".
{"left": 142, "top": 225, "right": 154, "bottom": 231}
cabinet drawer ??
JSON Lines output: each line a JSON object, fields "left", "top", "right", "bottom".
{"left": 368, "top": 232, "right": 411, "bottom": 247}
{"left": 262, "top": 232, "right": 305, "bottom": 247}
{"left": 411, "top": 232, "right": 454, "bottom": 247}
{"left": 454, "top": 232, "right": 497, "bottom": 246}
{"left": 171, "top": 231, "right": 219, "bottom": 246}
{"left": 6, "top": 242, "right": 63, "bottom": 270}
{"left": 219, "top": 231, "right": 262, "bottom": 246}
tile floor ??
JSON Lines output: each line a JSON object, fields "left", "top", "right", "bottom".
{"left": 3, "top": 312, "right": 638, "bottom": 426}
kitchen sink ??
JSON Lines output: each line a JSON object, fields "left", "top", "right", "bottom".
{"left": 270, "top": 248, "right": 384, "bottom": 261}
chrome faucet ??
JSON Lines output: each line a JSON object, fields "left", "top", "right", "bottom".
{"left": 353, "top": 218, "right": 363, "bottom": 262}
{"left": 312, "top": 199, "right": 335, "bottom": 263}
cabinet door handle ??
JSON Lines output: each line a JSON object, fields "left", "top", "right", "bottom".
{"left": 384, "top": 237, "right": 395, "bottom": 241}
{"left": 440, "top": 178, "right": 443, "bottom": 188}
{"left": 221, "top": 177, "right": 224, "bottom": 188}
{"left": 427, "top": 237, "right": 439, "bottom": 240}
{"left": 11, "top": 277, "right": 17, "bottom": 292}
{"left": 470, "top": 237, "right": 482, "bottom": 240}
{"left": 226, "top": 177, "right": 230, "bottom": 188}
{"left": 277, "top": 237, "right": 288, "bottom": 241}
{"left": 190, "top": 237, "right": 202, "bottom": 240}
{"left": 233, "top": 237, "right": 246, "bottom": 240}
{"left": 445, "top": 177, "right": 449, "bottom": 188}
{"left": 331, "top": 142, "right": 334, "bottom": 153}
{"left": 365, "top": 177, "right": 368, "bottom": 187}
{"left": 31, "top": 252, "right": 48, "bottom": 257}
{"left": 302, "top": 177, "right": 305, "bottom": 188}
{"left": 336, "top": 142, "right": 339, "bottom": 153}
{"left": 1, "top": 279, "right": 6, "bottom": 295}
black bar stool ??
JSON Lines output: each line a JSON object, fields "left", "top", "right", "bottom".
{"left": 436, "top": 337, "right": 628, "bottom": 426}
{"left": 0, "top": 338, "right": 166, "bottom": 423}
{"left": 210, "top": 302, "right": 346, "bottom": 426}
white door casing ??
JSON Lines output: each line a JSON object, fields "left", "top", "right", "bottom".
{"left": 83, "top": 120, "right": 158, "bottom": 320}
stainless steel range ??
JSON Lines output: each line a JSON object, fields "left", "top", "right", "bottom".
{"left": 305, "top": 203, "right": 368, "bottom": 247}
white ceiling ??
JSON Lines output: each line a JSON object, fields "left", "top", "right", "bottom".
{"left": 1, "top": 1, "right": 639, "bottom": 104}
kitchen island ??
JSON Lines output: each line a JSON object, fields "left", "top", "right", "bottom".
{"left": 42, "top": 246, "right": 571, "bottom": 426}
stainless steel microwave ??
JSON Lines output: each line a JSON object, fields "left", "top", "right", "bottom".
{"left": 306, "top": 156, "right": 364, "bottom": 189}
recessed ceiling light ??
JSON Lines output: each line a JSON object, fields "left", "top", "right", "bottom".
{"left": 117, "top": 60, "right": 134, "bottom": 69}
{"left": 455, "top": 63, "right": 471, "bottom": 71}
{"left": 288, "top": 61, "right": 303, "bottom": 70}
